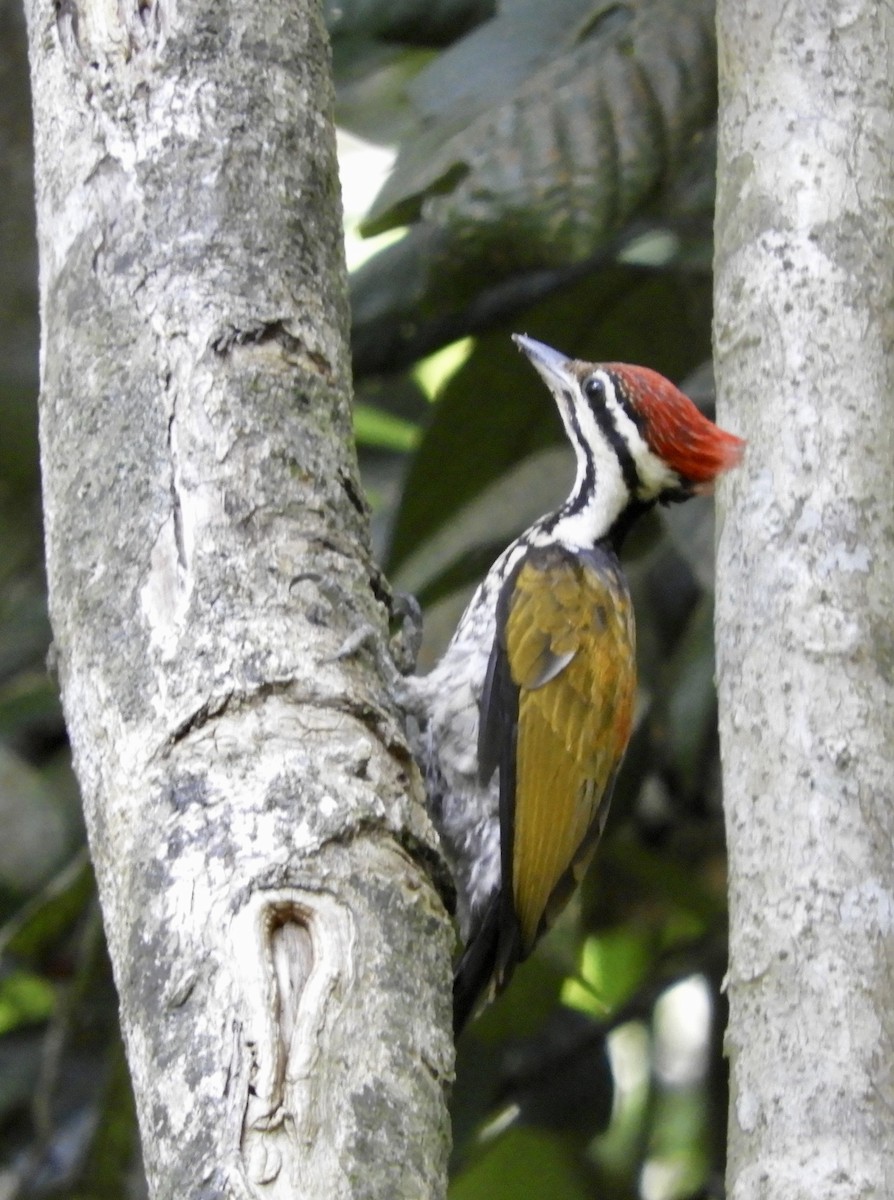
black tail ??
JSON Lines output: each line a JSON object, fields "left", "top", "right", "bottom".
{"left": 453, "top": 896, "right": 523, "bottom": 1036}
{"left": 456, "top": 609, "right": 524, "bottom": 1035}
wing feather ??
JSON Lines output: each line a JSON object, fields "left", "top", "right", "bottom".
{"left": 503, "top": 546, "right": 636, "bottom": 952}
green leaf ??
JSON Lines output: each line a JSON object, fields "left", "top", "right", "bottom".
{"left": 450, "top": 1127, "right": 589, "bottom": 1200}
{"left": 0, "top": 969, "right": 55, "bottom": 1033}
{"left": 365, "top": 0, "right": 717, "bottom": 274}
{"left": 354, "top": 403, "right": 421, "bottom": 451}
{"left": 563, "top": 927, "right": 652, "bottom": 1016}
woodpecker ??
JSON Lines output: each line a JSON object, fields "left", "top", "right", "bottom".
{"left": 402, "top": 335, "right": 744, "bottom": 1033}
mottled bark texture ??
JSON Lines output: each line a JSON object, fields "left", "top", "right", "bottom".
{"left": 714, "top": 3, "right": 894, "bottom": 1198}
{"left": 25, "top": 1, "right": 453, "bottom": 1196}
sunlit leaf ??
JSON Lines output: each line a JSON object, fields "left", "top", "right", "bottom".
{"left": 563, "top": 927, "right": 652, "bottom": 1016}
{"left": 0, "top": 969, "right": 55, "bottom": 1033}
{"left": 354, "top": 403, "right": 421, "bottom": 451}
{"left": 450, "top": 1127, "right": 589, "bottom": 1200}
{"left": 414, "top": 335, "right": 474, "bottom": 399}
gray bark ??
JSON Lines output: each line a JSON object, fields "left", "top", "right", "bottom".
{"left": 714, "top": 3, "right": 894, "bottom": 1198}
{"left": 25, "top": 1, "right": 453, "bottom": 1196}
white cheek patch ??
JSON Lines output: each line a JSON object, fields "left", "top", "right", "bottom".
{"left": 603, "top": 390, "right": 681, "bottom": 498}
{"left": 538, "top": 391, "right": 629, "bottom": 546}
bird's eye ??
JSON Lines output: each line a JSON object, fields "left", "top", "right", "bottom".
{"left": 584, "top": 375, "right": 606, "bottom": 404}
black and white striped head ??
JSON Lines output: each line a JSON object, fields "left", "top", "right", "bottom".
{"left": 514, "top": 334, "right": 744, "bottom": 546}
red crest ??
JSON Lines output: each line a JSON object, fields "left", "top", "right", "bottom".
{"left": 609, "top": 364, "right": 745, "bottom": 488}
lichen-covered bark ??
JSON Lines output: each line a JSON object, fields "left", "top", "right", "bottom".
{"left": 714, "top": 3, "right": 894, "bottom": 1198}
{"left": 25, "top": 1, "right": 453, "bottom": 1195}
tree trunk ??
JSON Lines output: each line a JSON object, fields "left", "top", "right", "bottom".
{"left": 25, "top": 1, "right": 453, "bottom": 1196}
{"left": 714, "top": 3, "right": 894, "bottom": 1198}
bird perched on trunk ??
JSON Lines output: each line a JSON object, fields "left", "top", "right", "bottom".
{"left": 401, "top": 335, "right": 744, "bottom": 1033}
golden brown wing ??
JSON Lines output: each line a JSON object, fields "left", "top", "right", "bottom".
{"left": 503, "top": 546, "right": 636, "bottom": 952}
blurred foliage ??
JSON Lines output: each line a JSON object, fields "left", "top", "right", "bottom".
{"left": 345, "top": 0, "right": 728, "bottom": 1195}
{"left": 2, "top": 0, "right": 728, "bottom": 1196}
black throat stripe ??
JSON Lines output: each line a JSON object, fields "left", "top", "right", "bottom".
{"left": 544, "top": 391, "right": 644, "bottom": 536}
{"left": 592, "top": 397, "right": 641, "bottom": 498}
{"left": 560, "top": 402, "right": 597, "bottom": 519}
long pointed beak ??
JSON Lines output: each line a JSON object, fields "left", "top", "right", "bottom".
{"left": 512, "top": 334, "right": 575, "bottom": 392}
